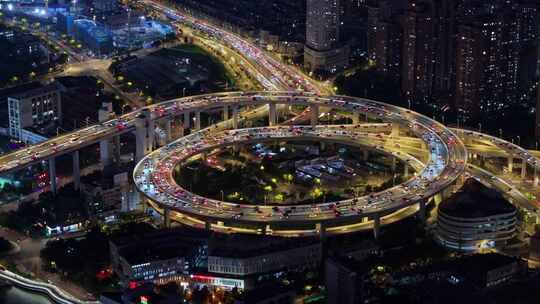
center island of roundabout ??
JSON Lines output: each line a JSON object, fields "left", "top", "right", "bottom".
{"left": 133, "top": 91, "right": 468, "bottom": 237}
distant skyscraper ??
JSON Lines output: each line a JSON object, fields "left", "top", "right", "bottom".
{"left": 366, "top": 1, "right": 401, "bottom": 80}
{"left": 536, "top": 73, "right": 540, "bottom": 138}
{"left": 536, "top": 46, "right": 540, "bottom": 139}
{"left": 374, "top": 19, "right": 402, "bottom": 80}
{"left": 401, "top": 0, "right": 456, "bottom": 102}
{"left": 366, "top": 3, "right": 380, "bottom": 62}
{"left": 401, "top": 1, "right": 437, "bottom": 102}
{"left": 454, "top": 7, "right": 525, "bottom": 113}
{"left": 306, "top": 0, "right": 340, "bottom": 51}
{"left": 455, "top": 19, "right": 511, "bottom": 114}
{"left": 304, "top": 0, "right": 349, "bottom": 73}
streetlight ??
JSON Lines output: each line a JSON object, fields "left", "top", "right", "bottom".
{"left": 517, "top": 136, "right": 521, "bottom": 146}
{"left": 121, "top": 104, "right": 128, "bottom": 115}
{"left": 220, "top": 190, "right": 224, "bottom": 201}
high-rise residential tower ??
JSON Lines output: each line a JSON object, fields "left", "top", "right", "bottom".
{"left": 304, "top": 0, "right": 349, "bottom": 74}
{"left": 401, "top": 0, "right": 456, "bottom": 103}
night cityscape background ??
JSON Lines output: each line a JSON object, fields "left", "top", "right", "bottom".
{"left": 0, "top": 0, "right": 538, "bottom": 303}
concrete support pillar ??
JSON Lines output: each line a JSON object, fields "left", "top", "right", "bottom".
{"left": 232, "top": 106, "right": 239, "bottom": 129}
{"left": 269, "top": 103, "right": 277, "bottom": 126}
{"left": 534, "top": 166, "right": 538, "bottom": 185}
{"left": 316, "top": 223, "right": 326, "bottom": 240}
{"left": 352, "top": 112, "right": 360, "bottom": 124}
{"left": 195, "top": 111, "right": 201, "bottom": 131}
{"left": 49, "top": 157, "right": 57, "bottom": 195}
{"left": 164, "top": 119, "right": 172, "bottom": 143}
{"left": 223, "top": 105, "right": 229, "bottom": 121}
{"left": 72, "top": 151, "right": 80, "bottom": 191}
{"left": 404, "top": 164, "right": 409, "bottom": 177}
{"left": 113, "top": 135, "right": 122, "bottom": 164}
{"left": 163, "top": 208, "right": 171, "bottom": 228}
{"left": 521, "top": 159, "right": 527, "bottom": 180}
{"left": 508, "top": 156, "right": 513, "bottom": 173}
{"left": 99, "top": 104, "right": 113, "bottom": 167}
{"left": 363, "top": 150, "right": 369, "bottom": 161}
{"left": 205, "top": 221, "right": 212, "bottom": 231}
{"left": 135, "top": 109, "right": 155, "bottom": 161}
{"left": 419, "top": 200, "right": 426, "bottom": 223}
{"left": 373, "top": 215, "right": 381, "bottom": 240}
{"left": 320, "top": 141, "right": 326, "bottom": 151}
{"left": 183, "top": 112, "right": 190, "bottom": 129}
{"left": 310, "top": 105, "right": 319, "bottom": 127}
{"left": 391, "top": 157, "right": 397, "bottom": 172}
{"left": 113, "top": 135, "right": 121, "bottom": 164}
{"left": 99, "top": 140, "right": 112, "bottom": 167}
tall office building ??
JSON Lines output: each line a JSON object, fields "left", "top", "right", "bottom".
{"left": 401, "top": 0, "right": 456, "bottom": 102}
{"left": 304, "top": 0, "right": 349, "bottom": 73}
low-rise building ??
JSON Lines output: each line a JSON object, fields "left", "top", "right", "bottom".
{"left": 110, "top": 228, "right": 208, "bottom": 285}
{"left": 304, "top": 44, "right": 350, "bottom": 74}
{"left": 207, "top": 234, "right": 322, "bottom": 276}
{"left": 73, "top": 19, "right": 113, "bottom": 55}
{"left": 381, "top": 253, "right": 527, "bottom": 301}
{"left": 452, "top": 253, "right": 527, "bottom": 289}
{"left": 41, "top": 187, "right": 89, "bottom": 236}
{"left": 437, "top": 179, "right": 517, "bottom": 251}
{"left": 8, "top": 82, "right": 62, "bottom": 142}
{"left": 234, "top": 282, "right": 295, "bottom": 304}
{"left": 325, "top": 257, "right": 365, "bottom": 304}
{"left": 81, "top": 170, "right": 133, "bottom": 220}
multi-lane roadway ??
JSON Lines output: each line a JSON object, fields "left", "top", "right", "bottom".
{"left": 130, "top": 92, "right": 467, "bottom": 233}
